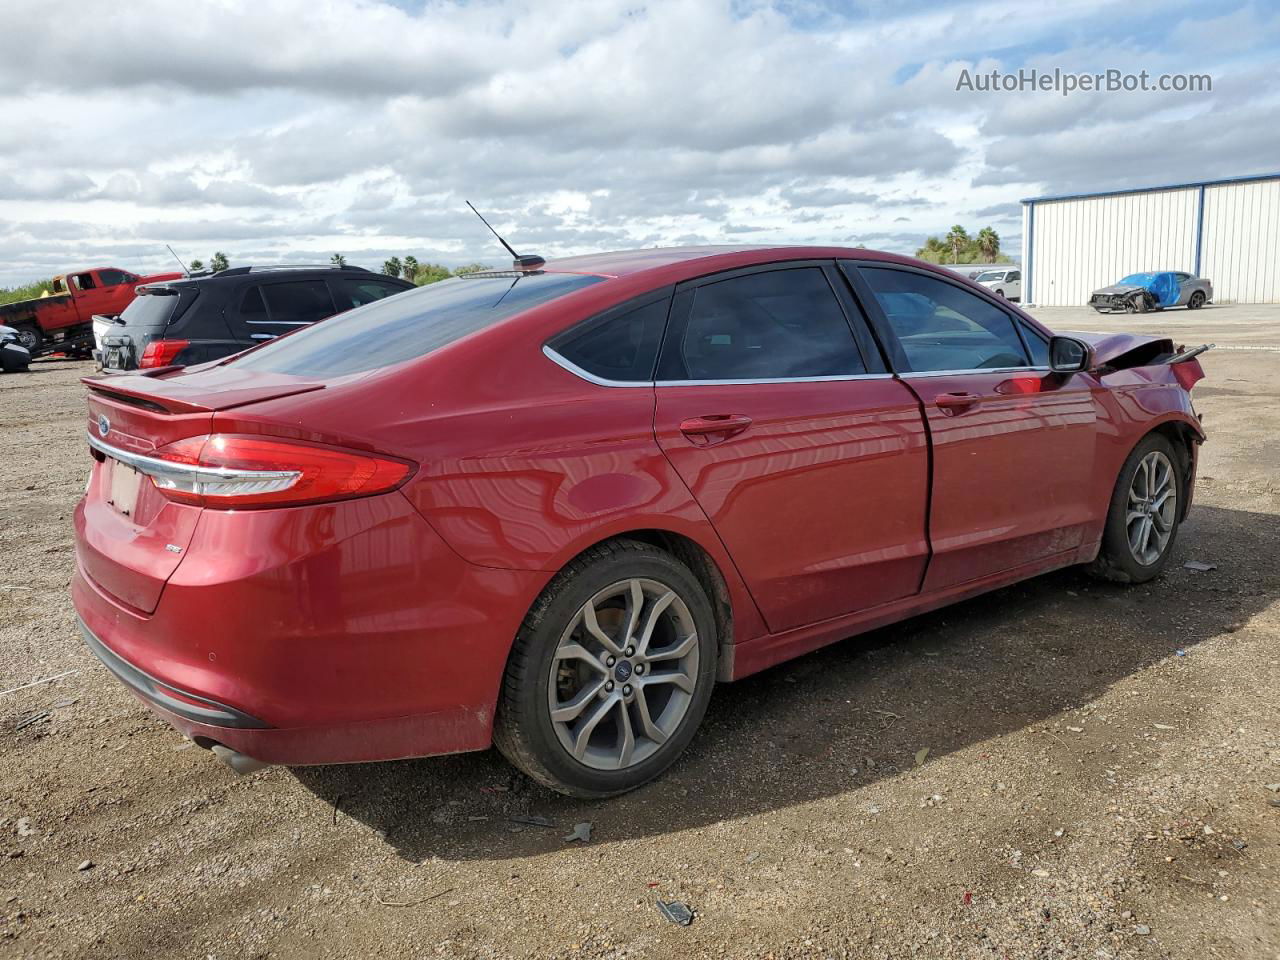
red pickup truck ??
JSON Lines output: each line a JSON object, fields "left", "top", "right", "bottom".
{"left": 0, "top": 266, "right": 183, "bottom": 359}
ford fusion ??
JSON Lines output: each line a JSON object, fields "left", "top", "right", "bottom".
{"left": 72, "top": 247, "right": 1207, "bottom": 797}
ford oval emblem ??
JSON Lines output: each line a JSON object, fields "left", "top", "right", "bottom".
{"left": 97, "top": 414, "right": 110, "bottom": 438}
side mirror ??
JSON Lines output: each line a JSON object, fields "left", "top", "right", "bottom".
{"left": 1049, "top": 335, "right": 1091, "bottom": 373}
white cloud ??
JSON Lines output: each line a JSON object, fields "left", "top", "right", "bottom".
{"left": 0, "top": 0, "right": 1275, "bottom": 284}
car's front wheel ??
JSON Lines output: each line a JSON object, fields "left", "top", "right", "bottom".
{"left": 493, "top": 539, "right": 718, "bottom": 797}
{"left": 1088, "top": 433, "right": 1184, "bottom": 583}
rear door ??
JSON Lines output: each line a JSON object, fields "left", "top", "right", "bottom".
{"left": 652, "top": 262, "right": 930, "bottom": 634}
{"left": 845, "top": 261, "right": 1097, "bottom": 591}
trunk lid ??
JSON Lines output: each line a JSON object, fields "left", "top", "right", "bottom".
{"left": 76, "top": 368, "right": 325, "bottom": 613}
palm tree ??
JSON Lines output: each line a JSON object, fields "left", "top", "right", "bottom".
{"left": 330, "top": 253, "right": 347, "bottom": 267}
{"left": 976, "top": 227, "right": 1000, "bottom": 263}
{"left": 189, "top": 259, "right": 204, "bottom": 272}
{"left": 402, "top": 256, "right": 419, "bottom": 282}
{"left": 382, "top": 256, "right": 402, "bottom": 278}
{"left": 209, "top": 252, "right": 230, "bottom": 272}
{"left": 945, "top": 225, "right": 969, "bottom": 264}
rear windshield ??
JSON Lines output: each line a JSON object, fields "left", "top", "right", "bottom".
{"left": 230, "top": 272, "right": 604, "bottom": 377}
{"left": 119, "top": 288, "right": 188, "bottom": 328}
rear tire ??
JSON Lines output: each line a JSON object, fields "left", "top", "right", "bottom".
{"left": 13, "top": 324, "right": 40, "bottom": 353}
{"left": 493, "top": 538, "right": 718, "bottom": 798}
{"left": 1088, "top": 433, "right": 1183, "bottom": 584}
{"left": 1188, "top": 291, "right": 1205, "bottom": 309}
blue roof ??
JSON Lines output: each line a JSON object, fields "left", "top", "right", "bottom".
{"left": 1022, "top": 171, "right": 1280, "bottom": 205}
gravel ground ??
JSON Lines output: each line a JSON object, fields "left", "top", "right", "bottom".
{"left": 1, "top": 305, "right": 1277, "bottom": 960}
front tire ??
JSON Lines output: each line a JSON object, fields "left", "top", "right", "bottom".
{"left": 493, "top": 539, "right": 718, "bottom": 798}
{"left": 1088, "top": 434, "right": 1183, "bottom": 583}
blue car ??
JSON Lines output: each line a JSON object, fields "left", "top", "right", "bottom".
{"left": 1089, "top": 271, "right": 1213, "bottom": 313}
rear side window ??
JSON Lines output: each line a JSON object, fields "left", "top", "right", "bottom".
{"left": 239, "top": 286, "right": 268, "bottom": 318}
{"left": 332, "top": 278, "right": 410, "bottom": 310}
{"left": 260, "top": 280, "right": 336, "bottom": 325}
{"left": 660, "top": 267, "right": 865, "bottom": 381}
{"left": 232, "top": 273, "right": 605, "bottom": 377}
{"left": 858, "top": 267, "right": 1029, "bottom": 372}
{"left": 547, "top": 295, "right": 669, "bottom": 383}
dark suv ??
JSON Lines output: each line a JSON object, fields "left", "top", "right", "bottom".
{"left": 97, "top": 265, "right": 414, "bottom": 372}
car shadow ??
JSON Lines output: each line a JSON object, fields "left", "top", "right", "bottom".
{"left": 292, "top": 503, "right": 1274, "bottom": 862}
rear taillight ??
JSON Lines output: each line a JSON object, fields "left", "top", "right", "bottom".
{"left": 1172, "top": 358, "right": 1205, "bottom": 391}
{"left": 140, "top": 434, "right": 413, "bottom": 508}
{"left": 139, "top": 339, "right": 190, "bottom": 368}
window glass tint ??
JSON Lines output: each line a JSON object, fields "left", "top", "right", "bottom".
{"left": 261, "top": 280, "right": 336, "bottom": 325}
{"left": 333, "top": 278, "right": 410, "bottom": 310}
{"left": 239, "top": 286, "right": 268, "bottom": 318}
{"left": 119, "top": 290, "right": 182, "bottom": 329}
{"left": 550, "top": 297, "right": 669, "bottom": 382}
{"left": 233, "top": 273, "right": 604, "bottom": 377}
{"left": 670, "top": 268, "right": 863, "bottom": 381}
{"left": 1020, "top": 322, "right": 1049, "bottom": 365}
{"left": 98, "top": 269, "right": 130, "bottom": 286}
{"left": 859, "top": 267, "right": 1029, "bottom": 372}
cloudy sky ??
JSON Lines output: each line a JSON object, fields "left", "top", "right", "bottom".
{"left": 0, "top": 0, "right": 1276, "bottom": 285}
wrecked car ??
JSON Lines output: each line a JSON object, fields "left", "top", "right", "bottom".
{"left": 1090, "top": 271, "right": 1212, "bottom": 313}
{"left": 74, "top": 246, "right": 1208, "bottom": 797}
{"left": 0, "top": 325, "right": 31, "bottom": 372}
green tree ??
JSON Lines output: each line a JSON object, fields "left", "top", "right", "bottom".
{"left": 330, "top": 253, "right": 347, "bottom": 267}
{"left": 452, "top": 263, "right": 492, "bottom": 276}
{"left": 914, "top": 236, "right": 949, "bottom": 264}
{"left": 945, "top": 225, "right": 969, "bottom": 264}
{"left": 413, "top": 263, "right": 453, "bottom": 286}
{"left": 210, "top": 252, "right": 230, "bottom": 272}
{"left": 382, "top": 256, "right": 402, "bottom": 278}
{"left": 402, "top": 255, "right": 419, "bottom": 282}
{"left": 976, "top": 227, "right": 1000, "bottom": 263}
{"left": 189, "top": 259, "right": 204, "bottom": 272}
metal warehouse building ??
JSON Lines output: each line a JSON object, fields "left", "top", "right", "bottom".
{"left": 1020, "top": 172, "right": 1280, "bottom": 306}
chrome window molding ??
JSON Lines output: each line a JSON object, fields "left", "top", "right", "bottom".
{"left": 655, "top": 373, "right": 894, "bottom": 386}
{"left": 541, "top": 345, "right": 653, "bottom": 388}
{"left": 899, "top": 366, "right": 1051, "bottom": 378}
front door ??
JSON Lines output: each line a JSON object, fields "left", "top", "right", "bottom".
{"left": 849, "top": 262, "right": 1097, "bottom": 591}
{"left": 652, "top": 263, "right": 930, "bottom": 634}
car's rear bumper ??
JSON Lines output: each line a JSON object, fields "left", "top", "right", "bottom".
{"left": 70, "top": 491, "right": 550, "bottom": 765}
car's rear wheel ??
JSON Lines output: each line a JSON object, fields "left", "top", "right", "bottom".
{"left": 493, "top": 539, "right": 718, "bottom": 798}
{"left": 13, "top": 325, "right": 40, "bottom": 353}
{"left": 1188, "top": 291, "right": 1206, "bottom": 309}
{"left": 1088, "top": 433, "right": 1183, "bottom": 583}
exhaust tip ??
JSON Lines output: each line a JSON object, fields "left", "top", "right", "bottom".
{"left": 210, "top": 744, "right": 272, "bottom": 775}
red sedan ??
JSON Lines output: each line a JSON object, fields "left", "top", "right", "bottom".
{"left": 72, "top": 246, "right": 1206, "bottom": 796}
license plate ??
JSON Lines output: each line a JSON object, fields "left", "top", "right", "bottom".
{"left": 107, "top": 459, "right": 142, "bottom": 517}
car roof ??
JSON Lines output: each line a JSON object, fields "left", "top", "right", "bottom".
{"left": 537, "top": 244, "right": 929, "bottom": 281}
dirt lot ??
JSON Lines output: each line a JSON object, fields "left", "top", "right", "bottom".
{"left": 2, "top": 305, "right": 1277, "bottom": 960}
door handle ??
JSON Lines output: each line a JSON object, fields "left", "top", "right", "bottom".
{"left": 679, "top": 414, "right": 753, "bottom": 444}
{"left": 934, "top": 392, "right": 979, "bottom": 415}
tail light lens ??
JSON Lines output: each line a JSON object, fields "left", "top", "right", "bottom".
{"left": 1172, "top": 358, "right": 1205, "bottom": 391}
{"left": 142, "top": 434, "right": 413, "bottom": 508}
{"left": 140, "top": 338, "right": 190, "bottom": 368}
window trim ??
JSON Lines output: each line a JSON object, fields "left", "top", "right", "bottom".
{"left": 841, "top": 260, "right": 1050, "bottom": 376}
{"left": 542, "top": 286, "right": 674, "bottom": 386}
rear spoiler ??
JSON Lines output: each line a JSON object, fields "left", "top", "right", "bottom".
{"left": 81, "top": 370, "right": 325, "bottom": 415}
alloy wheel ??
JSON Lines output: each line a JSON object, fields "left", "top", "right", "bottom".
{"left": 547, "top": 578, "right": 699, "bottom": 771}
{"left": 1126, "top": 450, "right": 1177, "bottom": 565}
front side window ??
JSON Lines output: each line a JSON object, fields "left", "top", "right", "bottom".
{"left": 1006, "top": 271, "right": 1021, "bottom": 282}
{"left": 858, "top": 266, "right": 1029, "bottom": 372}
{"left": 549, "top": 296, "right": 669, "bottom": 382}
{"left": 260, "top": 280, "right": 337, "bottom": 325}
{"left": 98, "top": 269, "right": 130, "bottom": 286}
{"left": 661, "top": 267, "right": 864, "bottom": 381}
